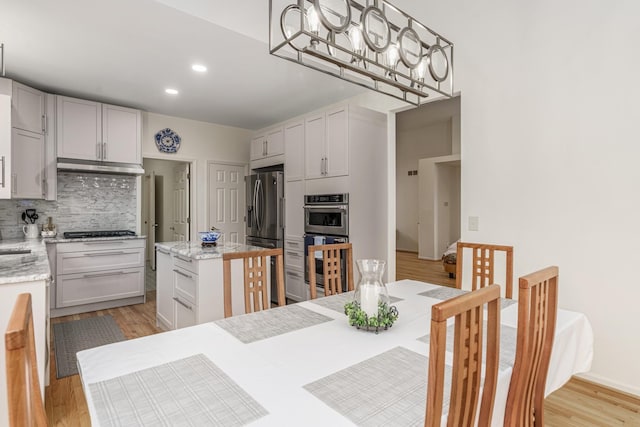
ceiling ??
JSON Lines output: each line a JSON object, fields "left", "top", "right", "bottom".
{"left": 0, "top": 0, "right": 371, "bottom": 130}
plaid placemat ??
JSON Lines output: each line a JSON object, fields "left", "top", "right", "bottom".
{"left": 215, "top": 304, "right": 333, "bottom": 344}
{"left": 310, "top": 291, "right": 403, "bottom": 314}
{"left": 304, "top": 346, "right": 450, "bottom": 426}
{"left": 89, "top": 354, "right": 267, "bottom": 426}
{"left": 417, "top": 323, "right": 517, "bottom": 371}
{"left": 418, "top": 287, "right": 517, "bottom": 309}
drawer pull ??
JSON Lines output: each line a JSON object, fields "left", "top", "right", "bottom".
{"left": 83, "top": 271, "right": 126, "bottom": 279}
{"left": 83, "top": 241, "right": 125, "bottom": 245}
{"left": 173, "top": 269, "right": 193, "bottom": 279}
{"left": 286, "top": 251, "right": 300, "bottom": 257}
{"left": 287, "top": 271, "right": 302, "bottom": 278}
{"left": 173, "top": 297, "right": 193, "bottom": 311}
{"left": 175, "top": 255, "right": 193, "bottom": 263}
{"left": 83, "top": 251, "right": 126, "bottom": 257}
{"left": 157, "top": 248, "right": 170, "bottom": 255}
{"left": 287, "top": 241, "right": 300, "bottom": 247}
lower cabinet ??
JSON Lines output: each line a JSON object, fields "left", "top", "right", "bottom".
{"left": 155, "top": 248, "right": 174, "bottom": 329}
{"left": 285, "top": 238, "right": 307, "bottom": 302}
{"left": 52, "top": 239, "right": 145, "bottom": 316}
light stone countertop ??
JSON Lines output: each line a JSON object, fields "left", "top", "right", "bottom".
{"left": 0, "top": 238, "right": 51, "bottom": 285}
{"left": 155, "top": 241, "right": 272, "bottom": 260}
{"left": 44, "top": 235, "right": 147, "bottom": 244}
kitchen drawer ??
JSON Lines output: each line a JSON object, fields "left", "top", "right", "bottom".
{"left": 57, "top": 248, "right": 144, "bottom": 275}
{"left": 173, "top": 253, "right": 197, "bottom": 274}
{"left": 175, "top": 296, "right": 196, "bottom": 329}
{"left": 285, "top": 266, "right": 307, "bottom": 302}
{"left": 56, "top": 238, "right": 145, "bottom": 253}
{"left": 56, "top": 267, "right": 143, "bottom": 307}
{"left": 284, "top": 238, "right": 303, "bottom": 252}
{"left": 285, "top": 248, "right": 305, "bottom": 270}
{"left": 173, "top": 266, "right": 197, "bottom": 304}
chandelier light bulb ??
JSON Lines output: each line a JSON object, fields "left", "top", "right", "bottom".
{"left": 349, "top": 26, "right": 365, "bottom": 56}
{"left": 385, "top": 44, "right": 399, "bottom": 69}
{"left": 307, "top": 6, "right": 320, "bottom": 34}
{"left": 415, "top": 58, "right": 427, "bottom": 81}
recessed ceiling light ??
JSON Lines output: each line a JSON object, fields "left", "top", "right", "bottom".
{"left": 192, "top": 64, "right": 207, "bottom": 72}
{"left": 165, "top": 88, "right": 179, "bottom": 95}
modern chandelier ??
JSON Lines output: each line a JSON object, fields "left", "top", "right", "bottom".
{"left": 269, "top": 0, "right": 454, "bottom": 106}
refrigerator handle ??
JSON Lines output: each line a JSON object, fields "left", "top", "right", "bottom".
{"left": 256, "top": 179, "right": 263, "bottom": 231}
{"left": 280, "top": 197, "right": 285, "bottom": 229}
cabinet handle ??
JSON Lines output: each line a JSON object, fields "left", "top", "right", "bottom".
{"left": 96, "top": 143, "right": 101, "bottom": 160}
{"left": 175, "top": 255, "right": 192, "bottom": 263}
{"left": 103, "top": 142, "right": 107, "bottom": 161}
{"left": 324, "top": 157, "right": 328, "bottom": 175}
{"left": 11, "top": 173, "right": 17, "bottom": 195}
{"left": 0, "top": 156, "right": 5, "bottom": 188}
{"left": 42, "top": 115, "right": 46, "bottom": 133}
{"left": 83, "top": 271, "right": 126, "bottom": 279}
{"left": 42, "top": 179, "right": 47, "bottom": 197}
{"left": 83, "top": 251, "right": 127, "bottom": 257}
{"left": 173, "top": 268, "right": 193, "bottom": 279}
{"left": 286, "top": 251, "right": 299, "bottom": 257}
{"left": 157, "top": 248, "right": 170, "bottom": 255}
{"left": 173, "top": 297, "right": 193, "bottom": 311}
{"left": 287, "top": 271, "right": 302, "bottom": 278}
{"left": 287, "top": 241, "right": 300, "bottom": 247}
{"left": 83, "top": 241, "right": 125, "bottom": 245}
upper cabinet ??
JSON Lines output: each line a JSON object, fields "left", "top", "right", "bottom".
{"left": 251, "top": 127, "right": 284, "bottom": 161}
{"left": 57, "top": 95, "right": 141, "bottom": 164}
{"left": 0, "top": 78, "right": 54, "bottom": 200}
{"left": 304, "top": 106, "right": 348, "bottom": 180}
{"left": 284, "top": 120, "right": 304, "bottom": 182}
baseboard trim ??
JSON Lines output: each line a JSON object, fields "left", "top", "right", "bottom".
{"left": 396, "top": 249, "right": 418, "bottom": 254}
{"left": 575, "top": 373, "right": 640, "bottom": 399}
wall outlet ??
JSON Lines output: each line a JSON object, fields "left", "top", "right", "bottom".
{"left": 468, "top": 216, "right": 479, "bottom": 231}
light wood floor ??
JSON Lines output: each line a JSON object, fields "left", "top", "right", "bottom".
{"left": 43, "top": 257, "right": 640, "bottom": 426}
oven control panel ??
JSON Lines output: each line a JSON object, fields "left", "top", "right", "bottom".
{"left": 304, "top": 194, "right": 349, "bottom": 205}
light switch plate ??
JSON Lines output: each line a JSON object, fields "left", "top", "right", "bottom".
{"left": 468, "top": 216, "right": 479, "bottom": 231}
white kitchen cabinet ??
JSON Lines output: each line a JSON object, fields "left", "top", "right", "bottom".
{"left": 52, "top": 239, "right": 145, "bottom": 316}
{"left": 285, "top": 267, "right": 306, "bottom": 302}
{"left": 251, "top": 127, "right": 284, "bottom": 161}
{"left": 284, "top": 120, "right": 304, "bottom": 181}
{"left": 11, "top": 128, "right": 44, "bottom": 199}
{"left": 304, "top": 106, "right": 348, "bottom": 180}
{"left": 0, "top": 80, "right": 11, "bottom": 199}
{"left": 155, "top": 247, "right": 174, "bottom": 329}
{"left": 57, "top": 95, "right": 141, "bottom": 164}
{"left": 284, "top": 238, "right": 306, "bottom": 302}
{"left": 11, "top": 81, "right": 45, "bottom": 135}
{"left": 284, "top": 179, "right": 304, "bottom": 240}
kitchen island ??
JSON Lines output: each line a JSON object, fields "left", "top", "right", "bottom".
{"left": 155, "top": 241, "right": 276, "bottom": 330}
{"left": 0, "top": 238, "right": 52, "bottom": 427}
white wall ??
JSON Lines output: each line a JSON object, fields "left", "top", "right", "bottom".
{"left": 389, "top": 0, "right": 640, "bottom": 394}
{"left": 142, "top": 112, "right": 252, "bottom": 240}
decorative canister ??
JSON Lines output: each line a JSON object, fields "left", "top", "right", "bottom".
{"left": 344, "top": 259, "right": 398, "bottom": 333}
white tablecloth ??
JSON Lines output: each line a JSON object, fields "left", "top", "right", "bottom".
{"left": 76, "top": 280, "right": 594, "bottom": 426}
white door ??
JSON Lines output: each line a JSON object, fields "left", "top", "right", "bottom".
{"left": 148, "top": 171, "right": 157, "bottom": 269}
{"left": 172, "top": 163, "right": 190, "bottom": 241}
{"left": 208, "top": 163, "right": 245, "bottom": 244}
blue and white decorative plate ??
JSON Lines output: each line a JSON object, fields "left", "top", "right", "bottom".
{"left": 154, "top": 128, "right": 181, "bottom": 153}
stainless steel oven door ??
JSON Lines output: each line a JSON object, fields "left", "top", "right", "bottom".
{"left": 304, "top": 234, "right": 349, "bottom": 290}
{"left": 303, "top": 205, "right": 349, "bottom": 236}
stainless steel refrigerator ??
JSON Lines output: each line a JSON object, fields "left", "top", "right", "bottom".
{"left": 246, "top": 171, "right": 284, "bottom": 303}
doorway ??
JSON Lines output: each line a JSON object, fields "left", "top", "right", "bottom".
{"left": 395, "top": 96, "right": 461, "bottom": 284}
{"left": 142, "top": 158, "right": 191, "bottom": 274}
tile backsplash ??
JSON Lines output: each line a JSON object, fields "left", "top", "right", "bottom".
{"left": 0, "top": 172, "right": 137, "bottom": 240}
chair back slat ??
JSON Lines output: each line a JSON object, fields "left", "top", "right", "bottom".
{"left": 5, "top": 293, "right": 47, "bottom": 427}
{"left": 223, "top": 249, "right": 285, "bottom": 317}
{"left": 425, "top": 285, "right": 501, "bottom": 427}
{"left": 456, "top": 242, "right": 514, "bottom": 298}
{"left": 308, "top": 243, "right": 354, "bottom": 299}
{"left": 504, "top": 266, "right": 558, "bottom": 427}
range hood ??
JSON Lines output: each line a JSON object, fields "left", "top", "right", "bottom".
{"left": 57, "top": 159, "right": 145, "bottom": 175}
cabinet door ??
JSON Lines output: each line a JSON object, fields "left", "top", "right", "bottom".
{"left": 56, "top": 267, "right": 143, "bottom": 307}
{"left": 265, "top": 127, "right": 284, "bottom": 156}
{"left": 285, "top": 267, "right": 306, "bottom": 302}
{"left": 0, "top": 86, "right": 12, "bottom": 199}
{"left": 284, "top": 121, "right": 304, "bottom": 181}
{"left": 304, "top": 114, "right": 325, "bottom": 179}
{"left": 250, "top": 135, "right": 265, "bottom": 160}
{"left": 11, "top": 81, "right": 45, "bottom": 134}
{"left": 155, "top": 249, "right": 174, "bottom": 330}
{"left": 11, "top": 128, "right": 44, "bottom": 199}
{"left": 56, "top": 96, "right": 101, "bottom": 161}
{"left": 102, "top": 103, "right": 141, "bottom": 164}
{"left": 325, "top": 106, "right": 349, "bottom": 177}
{"left": 284, "top": 180, "right": 304, "bottom": 240}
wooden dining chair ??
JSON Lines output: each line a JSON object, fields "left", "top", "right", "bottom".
{"left": 504, "top": 266, "right": 559, "bottom": 427}
{"left": 455, "top": 242, "right": 514, "bottom": 298}
{"left": 307, "top": 242, "right": 354, "bottom": 299}
{"left": 425, "top": 284, "right": 501, "bottom": 427}
{"left": 5, "top": 293, "right": 47, "bottom": 427}
{"left": 222, "top": 248, "right": 286, "bottom": 317}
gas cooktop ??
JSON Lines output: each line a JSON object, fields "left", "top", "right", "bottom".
{"left": 63, "top": 230, "right": 137, "bottom": 239}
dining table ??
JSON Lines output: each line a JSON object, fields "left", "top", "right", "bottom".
{"left": 76, "top": 280, "right": 594, "bottom": 426}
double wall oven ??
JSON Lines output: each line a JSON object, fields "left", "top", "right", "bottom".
{"left": 303, "top": 194, "right": 349, "bottom": 293}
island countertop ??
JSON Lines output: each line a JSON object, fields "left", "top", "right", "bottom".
{"left": 0, "top": 239, "right": 51, "bottom": 285}
{"left": 155, "top": 241, "right": 273, "bottom": 260}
